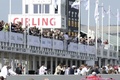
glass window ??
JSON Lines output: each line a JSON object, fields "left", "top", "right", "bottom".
{"left": 33, "top": 4, "right": 38, "bottom": 13}
{"left": 25, "top": 5, "right": 28, "bottom": 13}
{"left": 45, "top": 4, "right": 49, "bottom": 13}
{"left": 72, "top": 20, "right": 74, "bottom": 27}
{"left": 39, "top": 4, "right": 44, "bottom": 13}
{"left": 68, "top": 20, "right": 71, "bottom": 26}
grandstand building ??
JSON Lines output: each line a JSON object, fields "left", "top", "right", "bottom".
{"left": 0, "top": 0, "right": 119, "bottom": 74}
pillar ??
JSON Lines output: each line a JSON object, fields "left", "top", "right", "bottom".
{"left": 105, "top": 59, "right": 108, "bottom": 65}
{"left": 1, "top": 53, "right": 4, "bottom": 67}
{"left": 32, "top": 56, "right": 36, "bottom": 70}
{"left": 75, "top": 60, "right": 77, "bottom": 67}
{"left": 98, "top": 58, "right": 101, "bottom": 68}
{"left": 51, "top": 57, "right": 53, "bottom": 74}
{"left": 66, "top": 59, "right": 68, "bottom": 66}
{"left": 9, "top": 53, "right": 12, "bottom": 66}
{"left": 39, "top": 56, "right": 41, "bottom": 67}
{"left": 45, "top": 57, "right": 47, "bottom": 67}
{"left": 55, "top": 58, "right": 58, "bottom": 67}
{"left": 19, "top": 54, "right": 22, "bottom": 64}
{"left": 70, "top": 60, "right": 73, "bottom": 67}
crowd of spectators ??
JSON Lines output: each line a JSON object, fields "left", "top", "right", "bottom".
{"left": 0, "top": 20, "right": 103, "bottom": 46}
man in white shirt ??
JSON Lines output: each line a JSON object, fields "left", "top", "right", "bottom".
{"left": 80, "top": 64, "right": 89, "bottom": 75}
{"left": 39, "top": 63, "right": 47, "bottom": 75}
{"left": 0, "top": 62, "right": 17, "bottom": 79}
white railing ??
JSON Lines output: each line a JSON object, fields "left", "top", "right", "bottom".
{"left": 0, "top": 31, "right": 118, "bottom": 60}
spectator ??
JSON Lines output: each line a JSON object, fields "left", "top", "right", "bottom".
{"left": 15, "top": 63, "right": 22, "bottom": 74}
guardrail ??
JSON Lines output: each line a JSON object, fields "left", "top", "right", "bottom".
{"left": 7, "top": 75, "right": 119, "bottom": 80}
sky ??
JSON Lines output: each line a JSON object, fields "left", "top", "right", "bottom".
{"left": 0, "top": 0, "right": 120, "bottom": 26}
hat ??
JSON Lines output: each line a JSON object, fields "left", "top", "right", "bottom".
{"left": 92, "top": 72, "right": 96, "bottom": 75}
{"left": 72, "top": 65, "right": 76, "bottom": 68}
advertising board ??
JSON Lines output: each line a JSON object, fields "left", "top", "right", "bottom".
{"left": 8, "top": 14, "right": 62, "bottom": 28}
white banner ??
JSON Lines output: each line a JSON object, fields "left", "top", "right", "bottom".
{"left": 68, "top": 42, "right": 96, "bottom": 54}
{"left": 10, "top": 32, "right": 24, "bottom": 44}
{"left": 41, "top": 38, "right": 52, "bottom": 48}
{"left": 0, "top": 31, "right": 9, "bottom": 42}
{"left": 68, "top": 42, "right": 78, "bottom": 52}
{"left": 53, "top": 40, "right": 63, "bottom": 50}
{"left": 27, "top": 35, "right": 40, "bottom": 46}
{"left": 78, "top": 44, "right": 86, "bottom": 53}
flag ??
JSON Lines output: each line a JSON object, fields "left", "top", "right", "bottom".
{"left": 84, "top": 0, "right": 89, "bottom": 10}
{"left": 71, "top": 0, "right": 89, "bottom": 10}
{"left": 94, "top": 0, "right": 99, "bottom": 24}
{"left": 54, "top": 0, "right": 58, "bottom": 9}
{"left": 71, "top": 0, "right": 80, "bottom": 9}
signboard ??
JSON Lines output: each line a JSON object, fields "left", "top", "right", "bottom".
{"left": 8, "top": 15, "right": 63, "bottom": 28}
{"left": 68, "top": 42, "right": 96, "bottom": 54}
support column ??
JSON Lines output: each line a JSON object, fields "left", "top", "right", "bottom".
{"left": 1, "top": 53, "right": 4, "bottom": 67}
{"left": 50, "top": 57, "right": 53, "bottom": 74}
{"left": 98, "top": 58, "right": 101, "bottom": 68}
{"left": 32, "top": 56, "right": 36, "bottom": 70}
{"left": 26, "top": 55, "right": 29, "bottom": 74}
{"left": 110, "top": 59, "right": 113, "bottom": 65}
{"left": 80, "top": 60, "right": 82, "bottom": 65}
{"left": 12, "top": 53, "right": 15, "bottom": 71}
{"left": 45, "top": 57, "right": 47, "bottom": 67}
{"left": 66, "top": 59, "right": 68, "bottom": 66}
{"left": 75, "top": 60, "right": 77, "bottom": 67}
{"left": 55, "top": 58, "right": 58, "bottom": 67}
{"left": 19, "top": 54, "right": 22, "bottom": 64}
{"left": 115, "top": 60, "right": 117, "bottom": 65}
{"left": 60, "top": 58, "right": 63, "bottom": 63}
{"left": 105, "top": 59, "right": 108, "bottom": 65}
{"left": 9, "top": 53, "right": 12, "bottom": 66}
{"left": 70, "top": 60, "right": 73, "bottom": 67}
{"left": 39, "top": 56, "right": 41, "bottom": 67}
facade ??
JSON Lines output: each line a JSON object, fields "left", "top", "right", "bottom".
{"left": 0, "top": 0, "right": 119, "bottom": 74}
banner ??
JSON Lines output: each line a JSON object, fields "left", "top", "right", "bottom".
{"left": 0, "top": 31, "right": 8, "bottom": 42}
{"left": 41, "top": 38, "right": 52, "bottom": 48}
{"left": 68, "top": 42, "right": 96, "bottom": 54}
{"left": 53, "top": 40, "right": 63, "bottom": 50}
{"left": 8, "top": 14, "right": 66, "bottom": 29}
{"left": 27, "top": 35, "right": 40, "bottom": 47}
{"left": 68, "top": 42, "right": 78, "bottom": 52}
{"left": 10, "top": 32, "right": 24, "bottom": 44}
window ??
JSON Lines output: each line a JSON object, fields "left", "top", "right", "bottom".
{"left": 33, "top": 4, "right": 38, "bottom": 13}
{"left": 39, "top": 4, "right": 44, "bottom": 13}
{"left": 25, "top": 5, "right": 28, "bottom": 13}
{"left": 45, "top": 4, "right": 49, "bottom": 13}
{"left": 68, "top": 20, "right": 71, "bottom": 26}
{"left": 75, "top": 21, "right": 77, "bottom": 27}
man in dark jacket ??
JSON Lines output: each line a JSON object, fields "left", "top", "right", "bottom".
{"left": 69, "top": 65, "right": 76, "bottom": 75}
{"left": 15, "top": 63, "right": 22, "bottom": 74}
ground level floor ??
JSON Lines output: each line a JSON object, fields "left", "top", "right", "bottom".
{"left": 0, "top": 52, "right": 118, "bottom": 74}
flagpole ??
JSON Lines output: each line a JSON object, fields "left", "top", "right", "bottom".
{"left": 101, "top": 3, "right": 104, "bottom": 57}
{"left": 108, "top": 6, "right": 111, "bottom": 58}
{"left": 94, "top": 0, "right": 99, "bottom": 60}
{"left": 117, "top": 9, "right": 119, "bottom": 60}
{"left": 40, "top": 4, "right": 43, "bottom": 50}
{"left": 77, "top": 0, "right": 81, "bottom": 53}
{"left": 9, "top": 0, "right": 11, "bottom": 45}
{"left": 87, "top": 0, "right": 90, "bottom": 45}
